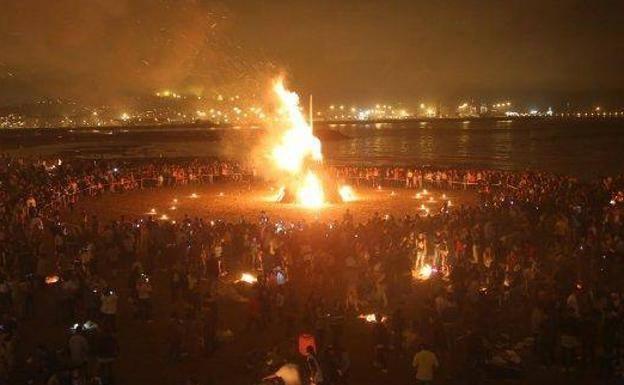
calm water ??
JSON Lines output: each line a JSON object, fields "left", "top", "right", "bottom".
{"left": 320, "top": 119, "right": 624, "bottom": 176}
{"left": 3, "top": 118, "right": 624, "bottom": 177}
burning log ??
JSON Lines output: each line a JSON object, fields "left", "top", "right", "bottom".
{"left": 267, "top": 78, "right": 357, "bottom": 208}
{"left": 275, "top": 175, "right": 356, "bottom": 205}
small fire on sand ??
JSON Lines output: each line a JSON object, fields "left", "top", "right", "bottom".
{"left": 237, "top": 272, "right": 258, "bottom": 284}
{"left": 358, "top": 313, "right": 387, "bottom": 323}
{"left": 413, "top": 264, "right": 435, "bottom": 280}
{"left": 45, "top": 275, "right": 60, "bottom": 284}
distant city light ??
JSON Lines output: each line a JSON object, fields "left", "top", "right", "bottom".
{"left": 1, "top": 90, "right": 622, "bottom": 129}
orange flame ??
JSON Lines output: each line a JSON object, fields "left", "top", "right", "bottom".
{"left": 412, "top": 264, "right": 434, "bottom": 280}
{"left": 270, "top": 77, "right": 325, "bottom": 208}
{"left": 45, "top": 275, "right": 60, "bottom": 284}
{"left": 338, "top": 185, "right": 356, "bottom": 202}
{"left": 237, "top": 273, "right": 258, "bottom": 284}
{"left": 271, "top": 79, "right": 322, "bottom": 173}
{"left": 297, "top": 172, "right": 325, "bottom": 208}
{"left": 358, "top": 313, "right": 387, "bottom": 323}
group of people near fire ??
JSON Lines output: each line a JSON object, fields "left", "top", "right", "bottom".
{"left": 1, "top": 154, "right": 624, "bottom": 385}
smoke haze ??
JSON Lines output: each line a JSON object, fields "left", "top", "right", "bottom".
{"left": 0, "top": 0, "right": 273, "bottom": 105}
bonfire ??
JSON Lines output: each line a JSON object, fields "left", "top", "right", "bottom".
{"left": 269, "top": 78, "right": 355, "bottom": 208}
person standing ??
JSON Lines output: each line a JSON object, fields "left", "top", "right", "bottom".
{"left": 391, "top": 307, "right": 406, "bottom": 355}
{"left": 99, "top": 288, "right": 118, "bottom": 331}
{"left": 203, "top": 298, "right": 219, "bottom": 357}
{"left": 305, "top": 346, "right": 323, "bottom": 385}
{"left": 136, "top": 276, "right": 153, "bottom": 322}
{"left": 68, "top": 327, "right": 89, "bottom": 383}
{"left": 329, "top": 344, "right": 350, "bottom": 385}
{"left": 372, "top": 318, "right": 389, "bottom": 373}
{"left": 415, "top": 234, "right": 427, "bottom": 269}
{"left": 560, "top": 308, "right": 579, "bottom": 373}
{"left": 412, "top": 344, "right": 439, "bottom": 384}
{"left": 94, "top": 326, "right": 119, "bottom": 385}
{"left": 166, "top": 313, "right": 182, "bottom": 364}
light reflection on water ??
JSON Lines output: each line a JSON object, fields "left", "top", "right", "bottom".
{"left": 4, "top": 119, "right": 624, "bottom": 177}
{"left": 319, "top": 119, "right": 624, "bottom": 176}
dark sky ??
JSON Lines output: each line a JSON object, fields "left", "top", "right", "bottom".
{"left": 1, "top": 0, "right": 624, "bottom": 106}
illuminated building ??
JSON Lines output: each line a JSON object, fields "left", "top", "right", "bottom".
{"left": 457, "top": 101, "right": 478, "bottom": 118}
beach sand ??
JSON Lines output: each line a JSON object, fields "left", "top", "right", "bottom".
{"left": 69, "top": 183, "right": 476, "bottom": 224}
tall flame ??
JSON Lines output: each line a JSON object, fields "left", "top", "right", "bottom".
{"left": 270, "top": 78, "right": 325, "bottom": 208}
{"left": 271, "top": 79, "right": 322, "bottom": 173}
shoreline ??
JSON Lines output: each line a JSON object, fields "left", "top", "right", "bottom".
{"left": 1, "top": 114, "right": 624, "bottom": 132}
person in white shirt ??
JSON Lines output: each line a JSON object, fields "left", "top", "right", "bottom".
{"left": 412, "top": 344, "right": 439, "bottom": 384}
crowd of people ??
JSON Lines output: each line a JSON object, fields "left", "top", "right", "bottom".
{"left": 1, "top": 155, "right": 624, "bottom": 385}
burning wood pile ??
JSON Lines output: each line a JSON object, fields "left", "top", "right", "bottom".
{"left": 268, "top": 78, "right": 355, "bottom": 208}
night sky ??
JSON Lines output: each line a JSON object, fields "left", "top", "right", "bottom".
{"left": 1, "top": 0, "right": 623, "bottom": 105}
